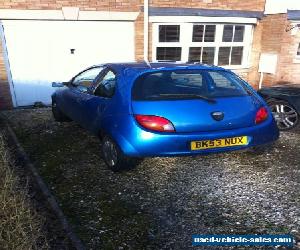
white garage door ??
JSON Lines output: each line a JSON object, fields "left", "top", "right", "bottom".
{"left": 2, "top": 20, "right": 135, "bottom": 107}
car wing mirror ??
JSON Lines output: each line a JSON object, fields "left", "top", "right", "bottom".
{"left": 52, "top": 82, "right": 68, "bottom": 87}
{"left": 77, "top": 86, "right": 88, "bottom": 93}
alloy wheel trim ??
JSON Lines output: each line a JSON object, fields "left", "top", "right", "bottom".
{"left": 271, "top": 103, "right": 298, "bottom": 129}
{"left": 103, "top": 139, "right": 118, "bottom": 167}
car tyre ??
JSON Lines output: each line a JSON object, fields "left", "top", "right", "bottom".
{"left": 52, "top": 100, "right": 71, "bottom": 122}
{"left": 267, "top": 98, "right": 299, "bottom": 130}
{"left": 101, "top": 135, "right": 141, "bottom": 172}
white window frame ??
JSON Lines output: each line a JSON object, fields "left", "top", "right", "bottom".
{"left": 152, "top": 23, "right": 253, "bottom": 69}
{"left": 294, "top": 42, "right": 300, "bottom": 63}
{"left": 290, "top": 22, "right": 300, "bottom": 63}
{"left": 296, "top": 42, "right": 300, "bottom": 58}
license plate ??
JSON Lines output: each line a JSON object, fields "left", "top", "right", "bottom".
{"left": 191, "top": 136, "right": 248, "bottom": 150}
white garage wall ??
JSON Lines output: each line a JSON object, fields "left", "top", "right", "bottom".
{"left": 2, "top": 20, "right": 135, "bottom": 107}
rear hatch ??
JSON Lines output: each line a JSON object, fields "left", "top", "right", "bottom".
{"left": 131, "top": 68, "right": 262, "bottom": 133}
{"left": 132, "top": 96, "right": 259, "bottom": 133}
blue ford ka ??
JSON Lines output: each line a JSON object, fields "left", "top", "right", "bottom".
{"left": 52, "top": 63, "right": 279, "bottom": 171}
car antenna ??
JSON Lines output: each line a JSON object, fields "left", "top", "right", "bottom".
{"left": 144, "top": 60, "right": 152, "bottom": 68}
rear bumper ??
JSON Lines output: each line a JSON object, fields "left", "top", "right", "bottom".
{"left": 109, "top": 116, "right": 280, "bottom": 157}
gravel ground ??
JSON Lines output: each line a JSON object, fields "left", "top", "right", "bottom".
{"left": 2, "top": 107, "right": 300, "bottom": 250}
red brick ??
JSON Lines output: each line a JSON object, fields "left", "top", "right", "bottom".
{"left": 0, "top": 39, "right": 13, "bottom": 109}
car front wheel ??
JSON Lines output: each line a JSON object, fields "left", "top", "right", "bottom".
{"left": 101, "top": 135, "right": 141, "bottom": 172}
{"left": 267, "top": 99, "right": 299, "bottom": 130}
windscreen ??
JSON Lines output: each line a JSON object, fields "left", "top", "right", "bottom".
{"left": 132, "top": 70, "right": 249, "bottom": 101}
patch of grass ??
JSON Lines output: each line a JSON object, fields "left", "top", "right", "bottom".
{"left": 0, "top": 133, "right": 48, "bottom": 250}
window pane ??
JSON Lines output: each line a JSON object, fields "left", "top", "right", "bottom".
{"left": 202, "top": 47, "right": 215, "bottom": 64}
{"left": 102, "top": 71, "right": 116, "bottom": 97}
{"left": 207, "top": 71, "right": 248, "bottom": 97}
{"left": 218, "top": 47, "right": 231, "bottom": 65}
{"left": 208, "top": 71, "right": 235, "bottom": 88}
{"left": 189, "top": 47, "right": 201, "bottom": 62}
{"left": 192, "top": 25, "right": 204, "bottom": 42}
{"left": 72, "top": 67, "right": 103, "bottom": 87}
{"left": 297, "top": 43, "right": 300, "bottom": 56}
{"left": 234, "top": 26, "right": 245, "bottom": 42}
{"left": 156, "top": 47, "right": 182, "bottom": 61}
{"left": 204, "top": 25, "right": 216, "bottom": 42}
{"left": 159, "top": 25, "right": 180, "bottom": 42}
{"left": 95, "top": 70, "right": 116, "bottom": 97}
{"left": 222, "top": 25, "right": 233, "bottom": 42}
{"left": 231, "top": 47, "right": 243, "bottom": 65}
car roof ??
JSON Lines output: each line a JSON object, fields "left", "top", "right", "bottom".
{"left": 93, "top": 62, "right": 227, "bottom": 74}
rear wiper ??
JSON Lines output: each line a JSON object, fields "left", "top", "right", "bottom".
{"left": 147, "top": 93, "right": 216, "bottom": 103}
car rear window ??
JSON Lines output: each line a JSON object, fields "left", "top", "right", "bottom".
{"left": 132, "top": 69, "right": 249, "bottom": 100}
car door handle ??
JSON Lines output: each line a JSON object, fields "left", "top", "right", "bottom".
{"left": 100, "top": 104, "right": 106, "bottom": 112}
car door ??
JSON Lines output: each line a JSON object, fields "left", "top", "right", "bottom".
{"left": 78, "top": 68, "right": 117, "bottom": 133}
{"left": 60, "top": 67, "right": 104, "bottom": 123}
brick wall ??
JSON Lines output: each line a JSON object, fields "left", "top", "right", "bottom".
{"left": 135, "top": 12, "right": 153, "bottom": 62}
{"left": 0, "top": 0, "right": 141, "bottom": 11}
{"left": 0, "top": 0, "right": 266, "bottom": 12}
{"left": 135, "top": 13, "right": 144, "bottom": 61}
{"left": 259, "top": 14, "right": 300, "bottom": 86}
{"left": 276, "top": 21, "right": 300, "bottom": 84}
{"left": 243, "top": 19, "right": 264, "bottom": 88}
{"left": 258, "top": 14, "right": 286, "bottom": 86}
{"left": 150, "top": 0, "right": 265, "bottom": 11}
{"left": 0, "top": 39, "right": 13, "bottom": 109}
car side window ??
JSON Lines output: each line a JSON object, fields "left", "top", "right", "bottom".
{"left": 94, "top": 70, "right": 116, "bottom": 98}
{"left": 208, "top": 71, "right": 239, "bottom": 89}
{"left": 72, "top": 67, "right": 104, "bottom": 91}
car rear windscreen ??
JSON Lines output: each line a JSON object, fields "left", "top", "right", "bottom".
{"left": 132, "top": 70, "right": 249, "bottom": 100}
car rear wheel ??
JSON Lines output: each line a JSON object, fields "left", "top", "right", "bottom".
{"left": 267, "top": 99, "right": 299, "bottom": 130}
{"left": 101, "top": 135, "right": 141, "bottom": 172}
{"left": 52, "top": 100, "right": 71, "bottom": 122}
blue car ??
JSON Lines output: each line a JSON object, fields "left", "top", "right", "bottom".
{"left": 52, "top": 63, "right": 279, "bottom": 171}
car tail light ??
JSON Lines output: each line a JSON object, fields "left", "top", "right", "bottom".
{"left": 255, "top": 107, "right": 268, "bottom": 124}
{"left": 135, "top": 115, "right": 175, "bottom": 132}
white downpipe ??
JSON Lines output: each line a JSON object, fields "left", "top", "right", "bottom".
{"left": 259, "top": 72, "right": 264, "bottom": 89}
{"left": 144, "top": 0, "right": 149, "bottom": 62}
